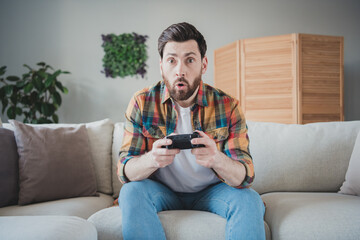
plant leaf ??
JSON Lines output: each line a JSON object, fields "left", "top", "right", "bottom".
{"left": 52, "top": 114, "right": 59, "bottom": 123}
{"left": 16, "top": 80, "right": 27, "bottom": 88}
{"left": 5, "top": 85, "right": 13, "bottom": 95}
{"left": 53, "top": 70, "right": 62, "bottom": 78}
{"left": 45, "top": 75, "right": 55, "bottom": 88}
{"left": 24, "top": 83, "right": 33, "bottom": 93}
{"left": 7, "top": 106, "right": 16, "bottom": 119}
{"left": 52, "top": 91, "right": 62, "bottom": 105}
{"left": 38, "top": 117, "right": 52, "bottom": 124}
{"left": 10, "top": 91, "right": 18, "bottom": 104}
{"left": 37, "top": 70, "right": 47, "bottom": 80}
{"left": 55, "top": 81, "right": 64, "bottom": 91}
{"left": 6, "top": 76, "right": 20, "bottom": 82}
{"left": 37, "top": 62, "right": 46, "bottom": 67}
{"left": 30, "top": 91, "right": 39, "bottom": 102}
{"left": 63, "top": 87, "right": 69, "bottom": 94}
{"left": 0, "top": 66, "right": 6, "bottom": 76}
{"left": 23, "top": 64, "right": 33, "bottom": 71}
{"left": 15, "top": 107, "right": 22, "bottom": 115}
{"left": 41, "top": 103, "right": 55, "bottom": 117}
{"left": 33, "top": 77, "right": 43, "bottom": 91}
{"left": 0, "top": 86, "right": 5, "bottom": 99}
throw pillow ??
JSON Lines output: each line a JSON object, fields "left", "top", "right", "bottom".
{"left": 339, "top": 130, "right": 360, "bottom": 196}
{"left": 0, "top": 128, "right": 19, "bottom": 207}
{"left": 3, "top": 119, "right": 115, "bottom": 195}
{"left": 10, "top": 120, "right": 98, "bottom": 205}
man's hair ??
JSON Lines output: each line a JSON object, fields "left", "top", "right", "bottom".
{"left": 158, "top": 22, "right": 207, "bottom": 59}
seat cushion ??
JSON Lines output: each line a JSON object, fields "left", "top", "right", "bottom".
{"left": 0, "top": 216, "right": 97, "bottom": 240}
{"left": 262, "top": 192, "right": 360, "bottom": 240}
{"left": 0, "top": 193, "right": 114, "bottom": 219}
{"left": 88, "top": 206, "right": 271, "bottom": 240}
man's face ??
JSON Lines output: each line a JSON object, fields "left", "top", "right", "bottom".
{"left": 160, "top": 40, "right": 208, "bottom": 102}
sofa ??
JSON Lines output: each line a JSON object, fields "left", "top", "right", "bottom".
{"left": 1, "top": 118, "right": 360, "bottom": 240}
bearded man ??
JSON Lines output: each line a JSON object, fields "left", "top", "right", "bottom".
{"left": 117, "top": 22, "right": 265, "bottom": 240}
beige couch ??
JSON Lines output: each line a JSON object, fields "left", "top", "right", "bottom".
{"left": 1, "top": 119, "right": 360, "bottom": 240}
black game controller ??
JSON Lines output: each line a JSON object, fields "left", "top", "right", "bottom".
{"left": 162, "top": 132, "right": 205, "bottom": 149}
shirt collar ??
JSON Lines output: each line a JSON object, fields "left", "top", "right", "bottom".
{"left": 160, "top": 80, "right": 208, "bottom": 107}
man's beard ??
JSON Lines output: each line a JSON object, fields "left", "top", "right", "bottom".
{"left": 163, "top": 73, "right": 202, "bottom": 102}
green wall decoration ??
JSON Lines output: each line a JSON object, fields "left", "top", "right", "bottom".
{"left": 101, "top": 32, "right": 148, "bottom": 79}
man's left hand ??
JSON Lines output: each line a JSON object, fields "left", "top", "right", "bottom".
{"left": 191, "top": 130, "right": 220, "bottom": 168}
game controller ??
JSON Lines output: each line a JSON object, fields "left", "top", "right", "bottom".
{"left": 162, "top": 132, "right": 205, "bottom": 149}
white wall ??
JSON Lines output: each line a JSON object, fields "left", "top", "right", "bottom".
{"left": 1, "top": 0, "right": 359, "bottom": 123}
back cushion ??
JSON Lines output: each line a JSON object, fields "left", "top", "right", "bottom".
{"left": 112, "top": 122, "right": 125, "bottom": 198}
{"left": 247, "top": 121, "right": 360, "bottom": 194}
{"left": 0, "top": 128, "right": 19, "bottom": 207}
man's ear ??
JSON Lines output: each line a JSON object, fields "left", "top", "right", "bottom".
{"left": 159, "top": 58, "right": 163, "bottom": 75}
{"left": 201, "top": 56, "right": 208, "bottom": 75}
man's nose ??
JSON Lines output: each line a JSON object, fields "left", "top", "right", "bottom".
{"left": 175, "top": 62, "right": 185, "bottom": 78}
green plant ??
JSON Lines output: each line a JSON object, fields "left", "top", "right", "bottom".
{"left": 0, "top": 62, "right": 70, "bottom": 123}
{"left": 101, "top": 32, "right": 148, "bottom": 79}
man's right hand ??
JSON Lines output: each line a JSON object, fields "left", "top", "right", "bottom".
{"left": 150, "top": 138, "right": 180, "bottom": 168}
{"left": 121, "top": 137, "right": 180, "bottom": 182}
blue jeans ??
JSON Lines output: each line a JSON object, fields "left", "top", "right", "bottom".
{"left": 119, "top": 179, "right": 265, "bottom": 240}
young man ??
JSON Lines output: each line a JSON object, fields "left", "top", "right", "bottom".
{"left": 117, "top": 22, "right": 265, "bottom": 240}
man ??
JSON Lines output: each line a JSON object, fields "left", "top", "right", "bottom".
{"left": 117, "top": 22, "right": 265, "bottom": 240}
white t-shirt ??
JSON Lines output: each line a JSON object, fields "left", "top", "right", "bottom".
{"left": 153, "top": 102, "right": 220, "bottom": 192}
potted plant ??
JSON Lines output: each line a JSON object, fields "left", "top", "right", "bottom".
{"left": 0, "top": 62, "right": 69, "bottom": 123}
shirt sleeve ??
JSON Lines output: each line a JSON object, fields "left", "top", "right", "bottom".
{"left": 220, "top": 100, "right": 254, "bottom": 189}
{"left": 117, "top": 95, "right": 146, "bottom": 184}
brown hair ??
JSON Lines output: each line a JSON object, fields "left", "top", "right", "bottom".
{"left": 158, "top": 22, "right": 207, "bottom": 59}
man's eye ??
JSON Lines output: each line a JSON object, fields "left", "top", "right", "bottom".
{"left": 168, "top": 59, "right": 175, "bottom": 64}
{"left": 188, "top": 58, "right": 194, "bottom": 63}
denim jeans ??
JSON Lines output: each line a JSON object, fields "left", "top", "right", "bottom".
{"left": 119, "top": 179, "right": 265, "bottom": 240}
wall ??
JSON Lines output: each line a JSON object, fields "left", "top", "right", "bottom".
{"left": 1, "top": 0, "right": 359, "bottom": 123}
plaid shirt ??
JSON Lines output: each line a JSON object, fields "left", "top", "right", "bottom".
{"left": 117, "top": 80, "right": 254, "bottom": 188}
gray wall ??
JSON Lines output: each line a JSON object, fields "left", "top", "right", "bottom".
{"left": 1, "top": 0, "right": 359, "bottom": 123}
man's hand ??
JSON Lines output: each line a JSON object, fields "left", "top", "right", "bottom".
{"left": 191, "top": 130, "right": 246, "bottom": 187}
{"left": 149, "top": 137, "right": 180, "bottom": 168}
{"left": 122, "top": 136, "right": 180, "bottom": 182}
{"left": 190, "top": 130, "right": 220, "bottom": 169}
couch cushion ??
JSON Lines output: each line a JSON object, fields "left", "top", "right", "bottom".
{"left": 4, "top": 119, "right": 114, "bottom": 195}
{"left": 88, "top": 206, "right": 271, "bottom": 240}
{"left": 339, "top": 130, "right": 360, "bottom": 196}
{"left": 0, "top": 216, "right": 97, "bottom": 240}
{"left": 0, "top": 193, "right": 114, "bottom": 219}
{"left": 85, "top": 119, "right": 114, "bottom": 194}
{"left": 247, "top": 121, "right": 360, "bottom": 194}
{"left": 112, "top": 122, "right": 124, "bottom": 198}
{"left": 0, "top": 128, "right": 19, "bottom": 207}
{"left": 10, "top": 120, "right": 97, "bottom": 205}
{"left": 262, "top": 192, "right": 360, "bottom": 240}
